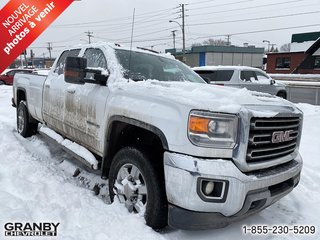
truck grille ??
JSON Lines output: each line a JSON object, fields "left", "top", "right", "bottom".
{"left": 247, "top": 117, "right": 300, "bottom": 163}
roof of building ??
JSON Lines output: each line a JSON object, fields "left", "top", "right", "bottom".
{"left": 166, "top": 45, "right": 264, "bottom": 55}
{"left": 267, "top": 37, "right": 320, "bottom": 56}
{"left": 291, "top": 31, "right": 320, "bottom": 43}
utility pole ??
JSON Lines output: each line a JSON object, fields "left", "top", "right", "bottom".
{"left": 23, "top": 50, "right": 27, "bottom": 67}
{"left": 170, "top": 4, "right": 187, "bottom": 62}
{"left": 85, "top": 31, "right": 93, "bottom": 44}
{"left": 47, "top": 42, "right": 52, "bottom": 60}
{"left": 171, "top": 30, "right": 177, "bottom": 49}
{"left": 226, "top": 35, "right": 231, "bottom": 46}
{"left": 181, "top": 4, "right": 186, "bottom": 63}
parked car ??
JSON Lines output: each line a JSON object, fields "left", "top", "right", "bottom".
{"left": 0, "top": 69, "right": 33, "bottom": 85}
{"left": 193, "top": 66, "right": 288, "bottom": 99}
{"left": 13, "top": 43, "right": 302, "bottom": 230}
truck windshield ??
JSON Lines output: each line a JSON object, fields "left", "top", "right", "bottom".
{"left": 115, "top": 49, "right": 205, "bottom": 83}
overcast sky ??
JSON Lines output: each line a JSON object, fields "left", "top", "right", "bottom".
{"left": 1, "top": 0, "right": 320, "bottom": 58}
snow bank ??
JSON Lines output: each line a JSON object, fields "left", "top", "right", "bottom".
{"left": 269, "top": 73, "right": 320, "bottom": 81}
{"left": 0, "top": 85, "right": 319, "bottom": 240}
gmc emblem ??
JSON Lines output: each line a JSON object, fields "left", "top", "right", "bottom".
{"left": 272, "top": 130, "right": 294, "bottom": 143}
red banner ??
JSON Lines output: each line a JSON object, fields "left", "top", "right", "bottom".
{"left": 0, "top": 0, "right": 74, "bottom": 73}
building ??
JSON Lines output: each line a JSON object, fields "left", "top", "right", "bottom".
{"left": 165, "top": 45, "right": 265, "bottom": 68}
{"left": 9, "top": 57, "right": 55, "bottom": 69}
{"left": 266, "top": 31, "right": 320, "bottom": 74}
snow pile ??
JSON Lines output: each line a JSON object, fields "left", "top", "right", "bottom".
{"left": 0, "top": 85, "right": 319, "bottom": 240}
{"left": 109, "top": 80, "right": 286, "bottom": 117}
{"left": 269, "top": 73, "right": 320, "bottom": 81}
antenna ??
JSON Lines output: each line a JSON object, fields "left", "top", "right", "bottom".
{"left": 128, "top": 8, "right": 135, "bottom": 81}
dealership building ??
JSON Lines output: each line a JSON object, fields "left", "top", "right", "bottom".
{"left": 166, "top": 45, "right": 265, "bottom": 68}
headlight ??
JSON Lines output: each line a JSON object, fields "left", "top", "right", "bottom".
{"left": 188, "top": 110, "right": 238, "bottom": 148}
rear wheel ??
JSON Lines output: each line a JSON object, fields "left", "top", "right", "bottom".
{"left": 109, "top": 147, "right": 167, "bottom": 229}
{"left": 0, "top": 80, "right": 5, "bottom": 85}
{"left": 277, "top": 91, "right": 287, "bottom": 99}
{"left": 17, "top": 101, "right": 38, "bottom": 137}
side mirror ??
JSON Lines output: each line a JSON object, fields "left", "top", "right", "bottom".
{"left": 270, "top": 79, "right": 276, "bottom": 85}
{"left": 64, "top": 57, "right": 87, "bottom": 84}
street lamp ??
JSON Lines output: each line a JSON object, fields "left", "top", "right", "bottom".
{"left": 171, "top": 30, "right": 177, "bottom": 49}
{"left": 263, "top": 40, "right": 270, "bottom": 52}
{"left": 169, "top": 20, "right": 185, "bottom": 62}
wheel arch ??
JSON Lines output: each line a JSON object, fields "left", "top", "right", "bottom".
{"left": 101, "top": 115, "right": 169, "bottom": 178}
{"left": 276, "top": 90, "right": 287, "bottom": 99}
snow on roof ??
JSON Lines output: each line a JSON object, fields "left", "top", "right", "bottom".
{"left": 290, "top": 41, "right": 315, "bottom": 52}
{"left": 192, "top": 65, "right": 261, "bottom": 71}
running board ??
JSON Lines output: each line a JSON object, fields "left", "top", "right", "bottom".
{"left": 39, "top": 126, "right": 100, "bottom": 172}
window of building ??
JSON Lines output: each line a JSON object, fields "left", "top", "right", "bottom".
{"left": 314, "top": 57, "right": 320, "bottom": 69}
{"left": 276, "top": 57, "right": 291, "bottom": 69}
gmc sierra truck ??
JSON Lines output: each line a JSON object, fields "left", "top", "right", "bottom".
{"left": 13, "top": 43, "right": 303, "bottom": 230}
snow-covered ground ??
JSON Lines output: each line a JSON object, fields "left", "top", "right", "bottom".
{"left": 0, "top": 85, "right": 319, "bottom": 240}
{"left": 269, "top": 73, "right": 320, "bottom": 81}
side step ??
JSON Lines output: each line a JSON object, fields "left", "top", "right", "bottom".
{"left": 39, "top": 126, "right": 100, "bottom": 172}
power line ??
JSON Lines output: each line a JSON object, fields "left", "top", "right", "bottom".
{"left": 189, "top": 0, "right": 257, "bottom": 11}
{"left": 191, "top": 23, "right": 320, "bottom": 40}
{"left": 188, "top": 0, "right": 305, "bottom": 17}
{"left": 52, "top": 7, "right": 174, "bottom": 28}
{"left": 188, "top": 10, "right": 320, "bottom": 26}
{"left": 187, "top": 0, "right": 218, "bottom": 6}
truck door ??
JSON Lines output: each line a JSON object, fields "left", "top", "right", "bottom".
{"left": 63, "top": 48, "right": 109, "bottom": 155}
{"left": 254, "top": 70, "right": 276, "bottom": 95}
{"left": 43, "top": 49, "right": 81, "bottom": 133}
{"left": 239, "top": 70, "right": 259, "bottom": 92}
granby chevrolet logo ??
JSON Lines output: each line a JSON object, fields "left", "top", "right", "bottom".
{"left": 4, "top": 222, "right": 60, "bottom": 237}
{"left": 271, "top": 130, "right": 294, "bottom": 143}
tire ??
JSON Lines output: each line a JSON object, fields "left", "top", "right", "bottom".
{"left": 0, "top": 80, "right": 5, "bottom": 85}
{"left": 277, "top": 91, "right": 287, "bottom": 99}
{"left": 109, "top": 147, "right": 168, "bottom": 229}
{"left": 17, "top": 101, "right": 38, "bottom": 137}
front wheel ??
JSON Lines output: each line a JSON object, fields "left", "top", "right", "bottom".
{"left": 109, "top": 147, "right": 167, "bottom": 229}
{"left": 17, "top": 101, "right": 38, "bottom": 137}
{"left": 0, "top": 80, "right": 5, "bottom": 85}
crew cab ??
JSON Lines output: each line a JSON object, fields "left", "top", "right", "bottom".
{"left": 193, "top": 66, "right": 288, "bottom": 99}
{"left": 13, "top": 43, "right": 303, "bottom": 230}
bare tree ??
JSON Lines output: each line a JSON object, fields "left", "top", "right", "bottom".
{"left": 280, "top": 43, "right": 291, "bottom": 52}
{"left": 192, "top": 38, "right": 229, "bottom": 47}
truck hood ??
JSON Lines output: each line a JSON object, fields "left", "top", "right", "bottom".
{"left": 110, "top": 80, "right": 300, "bottom": 117}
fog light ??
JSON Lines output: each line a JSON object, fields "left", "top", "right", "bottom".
{"left": 203, "top": 181, "right": 214, "bottom": 195}
{"left": 198, "top": 178, "right": 229, "bottom": 202}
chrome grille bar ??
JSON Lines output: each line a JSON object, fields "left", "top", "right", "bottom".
{"left": 247, "top": 117, "right": 300, "bottom": 163}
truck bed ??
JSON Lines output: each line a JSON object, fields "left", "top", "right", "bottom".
{"left": 13, "top": 73, "right": 47, "bottom": 123}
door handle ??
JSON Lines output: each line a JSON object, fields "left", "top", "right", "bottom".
{"left": 67, "top": 89, "right": 75, "bottom": 94}
{"left": 45, "top": 84, "right": 50, "bottom": 88}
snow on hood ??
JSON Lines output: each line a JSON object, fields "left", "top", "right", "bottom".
{"left": 109, "top": 80, "right": 299, "bottom": 117}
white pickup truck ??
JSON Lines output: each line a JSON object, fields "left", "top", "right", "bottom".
{"left": 13, "top": 43, "right": 303, "bottom": 230}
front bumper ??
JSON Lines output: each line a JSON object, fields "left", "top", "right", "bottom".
{"left": 164, "top": 152, "right": 302, "bottom": 230}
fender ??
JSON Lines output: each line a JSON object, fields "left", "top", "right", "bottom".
{"left": 101, "top": 115, "right": 169, "bottom": 178}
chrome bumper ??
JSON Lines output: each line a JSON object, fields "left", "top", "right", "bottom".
{"left": 164, "top": 152, "right": 302, "bottom": 218}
